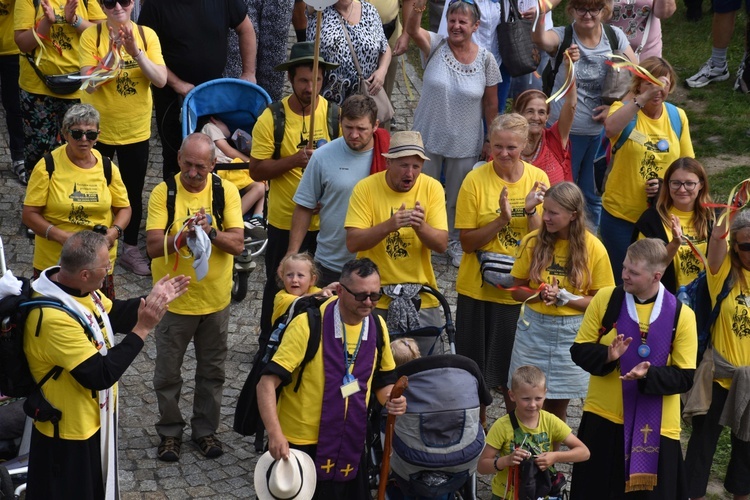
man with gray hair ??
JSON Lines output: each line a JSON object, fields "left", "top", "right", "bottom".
{"left": 146, "top": 133, "right": 244, "bottom": 462}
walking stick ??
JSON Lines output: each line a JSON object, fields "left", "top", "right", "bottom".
{"left": 377, "top": 375, "right": 408, "bottom": 500}
{"left": 303, "top": 0, "right": 336, "bottom": 147}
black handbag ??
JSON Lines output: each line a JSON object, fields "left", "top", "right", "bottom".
{"left": 25, "top": 54, "right": 81, "bottom": 95}
{"left": 497, "top": 0, "right": 539, "bottom": 78}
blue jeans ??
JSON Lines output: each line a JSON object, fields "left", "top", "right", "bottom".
{"left": 569, "top": 133, "right": 602, "bottom": 229}
{"left": 498, "top": 63, "right": 511, "bottom": 113}
{"left": 599, "top": 208, "right": 635, "bottom": 285}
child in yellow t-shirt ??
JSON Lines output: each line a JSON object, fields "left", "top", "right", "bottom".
{"left": 272, "top": 253, "right": 338, "bottom": 324}
{"left": 477, "top": 366, "right": 590, "bottom": 499}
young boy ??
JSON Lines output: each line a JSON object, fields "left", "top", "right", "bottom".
{"left": 478, "top": 366, "right": 590, "bottom": 499}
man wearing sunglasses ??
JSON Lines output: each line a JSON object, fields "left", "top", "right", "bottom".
{"left": 257, "top": 258, "right": 405, "bottom": 499}
{"left": 345, "top": 131, "right": 448, "bottom": 331}
{"left": 138, "top": 0, "right": 257, "bottom": 180}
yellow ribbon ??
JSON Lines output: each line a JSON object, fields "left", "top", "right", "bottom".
{"left": 606, "top": 54, "right": 666, "bottom": 87}
{"left": 546, "top": 50, "right": 575, "bottom": 104}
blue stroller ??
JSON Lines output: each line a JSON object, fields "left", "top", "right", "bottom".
{"left": 181, "top": 78, "right": 272, "bottom": 301}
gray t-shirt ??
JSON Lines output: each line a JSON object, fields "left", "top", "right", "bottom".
{"left": 293, "top": 137, "right": 373, "bottom": 272}
{"left": 548, "top": 23, "right": 629, "bottom": 136}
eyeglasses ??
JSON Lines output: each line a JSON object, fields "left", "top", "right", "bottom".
{"left": 86, "top": 263, "right": 112, "bottom": 272}
{"left": 101, "top": 0, "right": 133, "bottom": 9}
{"left": 340, "top": 282, "right": 382, "bottom": 303}
{"left": 69, "top": 129, "right": 100, "bottom": 141}
{"left": 574, "top": 7, "right": 602, "bottom": 16}
{"left": 668, "top": 180, "right": 701, "bottom": 192}
{"left": 736, "top": 242, "right": 750, "bottom": 252}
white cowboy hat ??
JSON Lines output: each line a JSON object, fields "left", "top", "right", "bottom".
{"left": 254, "top": 449, "right": 317, "bottom": 500}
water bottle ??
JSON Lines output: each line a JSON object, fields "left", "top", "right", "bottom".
{"left": 676, "top": 285, "right": 690, "bottom": 306}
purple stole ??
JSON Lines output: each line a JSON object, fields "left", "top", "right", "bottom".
{"left": 314, "top": 300, "right": 377, "bottom": 482}
{"left": 617, "top": 288, "right": 676, "bottom": 492}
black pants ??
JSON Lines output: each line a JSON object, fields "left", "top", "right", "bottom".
{"left": 151, "top": 85, "right": 183, "bottom": 180}
{"left": 685, "top": 382, "right": 750, "bottom": 497}
{"left": 95, "top": 140, "right": 150, "bottom": 245}
{"left": 260, "top": 223, "right": 317, "bottom": 335}
{"left": 316, "top": 263, "right": 341, "bottom": 288}
{"left": 0, "top": 55, "right": 24, "bottom": 161}
{"left": 290, "top": 443, "right": 370, "bottom": 500}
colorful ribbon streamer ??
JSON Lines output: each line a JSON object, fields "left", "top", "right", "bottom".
{"left": 74, "top": 40, "right": 124, "bottom": 91}
{"left": 546, "top": 50, "right": 576, "bottom": 104}
{"left": 705, "top": 178, "right": 750, "bottom": 233}
{"left": 31, "top": 19, "right": 62, "bottom": 66}
{"left": 532, "top": 0, "right": 554, "bottom": 33}
{"left": 604, "top": 54, "right": 666, "bottom": 87}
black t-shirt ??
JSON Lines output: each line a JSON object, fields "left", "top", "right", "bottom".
{"left": 138, "top": 0, "right": 247, "bottom": 85}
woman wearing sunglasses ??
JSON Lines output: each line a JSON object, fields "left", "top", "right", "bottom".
{"left": 632, "top": 158, "right": 714, "bottom": 293}
{"left": 406, "top": 0, "right": 501, "bottom": 268}
{"left": 684, "top": 206, "right": 750, "bottom": 500}
{"left": 22, "top": 104, "right": 131, "bottom": 299}
{"left": 13, "top": 0, "right": 107, "bottom": 185}
{"left": 79, "top": 0, "right": 166, "bottom": 277}
{"left": 531, "top": 0, "right": 636, "bottom": 230}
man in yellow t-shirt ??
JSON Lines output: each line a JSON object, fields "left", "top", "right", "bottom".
{"left": 249, "top": 41, "right": 340, "bottom": 339}
{"left": 345, "top": 131, "right": 448, "bottom": 328}
{"left": 0, "top": 0, "right": 25, "bottom": 183}
{"left": 569, "top": 238, "right": 696, "bottom": 499}
{"left": 145, "top": 133, "right": 244, "bottom": 462}
{"left": 257, "top": 258, "right": 405, "bottom": 499}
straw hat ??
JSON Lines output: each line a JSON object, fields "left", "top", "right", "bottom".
{"left": 274, "top": 42, "right": 339, "bottom": 72}
{"left": 381, "top": 131, "right": 430, "bottom": 161}
{"left": 254, "top": 449, "right": 317, "bottom": 500}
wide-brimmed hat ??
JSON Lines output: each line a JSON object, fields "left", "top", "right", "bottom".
{"left": 274, "top": 42, "right": 339, "bottom": 72}
{"left": 381, "top": 131, "right": 430, "bottom": 161}
{"left": 254, "top": 449, "right": 317, "bottom": 500}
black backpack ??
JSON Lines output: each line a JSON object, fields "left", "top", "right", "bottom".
{"left": 44, "top": 152, "right": 112, "bottom": 185}
{"left": 596, "top": 285, "right": 682, "bottom": 344}
{"left": 680, "top": 271, "right": 732, "bottom": 363}
{"left": 268, "top": 100, "right": 340, "bottom": 159}
{"left": 164, "top": 173, "right": 225, "bottom": 231}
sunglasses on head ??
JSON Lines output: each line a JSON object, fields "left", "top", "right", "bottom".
{"left": 340, "top": 282, "right": 382, "bottom": 303}
{"left": 69, "top": 129, "right": 100, "bottom": 141}
{"left": 101, "top": 0, "right": 133, "bottom": 9}
{"left": 736, "top": 242, "right": 750, "bottom": 252}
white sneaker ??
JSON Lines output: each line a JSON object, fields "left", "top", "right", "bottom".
{"left": 446, "top": 240, "right": 463, "bottom": 268}
{"left": 686, "top": 59, "right": 729, "bottom": 88}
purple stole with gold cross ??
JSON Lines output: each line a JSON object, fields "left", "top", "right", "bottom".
{"left": 314, "top": 300, "right": 377, "bottom": 482}
{"left": 617, "top": 285, "right": 676, "bottom": 492}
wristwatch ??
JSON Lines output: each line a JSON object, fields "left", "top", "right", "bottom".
{"left": 208, "top": 228, "right": 217, "bottom": 241}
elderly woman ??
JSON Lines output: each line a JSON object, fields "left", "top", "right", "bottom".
{"left": 601, "top": 56, "right": 693, "bottom": 282}
{"left": 408, "top": 0, "right": 501, "bottom": 268}
{"left": 632, "top": 158, "right": 714, "bottom": 292}
{"left": 13, "top": 0, "right": 106, "bottom": 184}
{"left": 454, "top": 113, "right": 548, "bottom": 410}
{"left": 306, "top": 0, "right": 392, "bottom": 106}
{"left": 684, "top": 208, "right": 750, "bottom": 500}
{"left": 79, "top": 0, "right": 166, "bottom": 276}
{"left": 531, "top": 0, "right": 636, "bottom": 229}
{"left": 22, "top": 104, "right": 131, "bottom": 299}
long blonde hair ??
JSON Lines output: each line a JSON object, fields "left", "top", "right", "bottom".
{"left": 528, "top": 182, "right": 591, "bottom": 290}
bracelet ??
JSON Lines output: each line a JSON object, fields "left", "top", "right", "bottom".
{"left": 45, "top": 224, "right": 54, "bottom": 240}
{"left": 111, "top": 224, "right": 123, "bottom": 239}
{"left": 413, "top": 3, "right": 427, "bottom": 12}
{"left": 134, "top": 49, "right": 144, "bottom": 61}
{"left": 493, "top": 456, "right": 502, "bottom": 472}
{"left": 524, "top": 206, "right": 537, "bottom": 216}
{"left": 69, "top": 15, "right": 82, "bottom": 28}
{"left": 633, "top": 99, "right": 644, "bottom": 110}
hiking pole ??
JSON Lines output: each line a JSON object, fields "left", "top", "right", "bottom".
{"left": 378, "top": 375, "right": 408, "bottom": 500}
{"left": 0, "top": 236, "right": 6, "bottom": 275}
{"left": 303, "top": 0, "right": 337, "bottom": 148}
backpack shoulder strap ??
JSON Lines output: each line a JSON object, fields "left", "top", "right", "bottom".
{"left": 613, "top": 115, "right": 637, "bottom": 154}
{"left": 602, "top": 23, "right": 619, "bottom": 51}
{"left": 425, "top": 37, "right": 448, "bottom": 69}
{"left": 327, "top": 102, "right": 341, "bottom": 141}
{"left": 671, "top": 300, "right": 682, "bottom": 344}
{"left": 211, "top": 173, "right": 225, "bottom": 231}
{"left": 44, "top": 152, "right": 54, "bottom": 179}
{"left": 102, "top": 155, "right": 112, "bottom": 185}
{"left": 664, "top": 102, "right": 683, "bottom": 140}
{"left": 294, "top": 305, "right": 322, "bottom": 393}
{"left": 269, "top": 101, "right": 285, "bottom": 160}
{"left": 165, "top": 176, "right": 177, "bottom": 231}
{"left": 96, "top": 22, "right": 102, "bottom": 48}
{"left": 555, "top": 25, "right": 574, "bottom": 71}
{"left": 137, "top": 24, "right": 148, "bottom": 51}
{"left": 597, "top": 285, "right": 625, "bottom": 343}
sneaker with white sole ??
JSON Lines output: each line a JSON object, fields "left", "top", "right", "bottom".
{"left": 686, "top": 59, "right": 729, "bottom": 88}
{"left": 446, "top": 240, "right": 463, "bottom": 268}
{"left": 120, "top": 244, "right": 151, "bottom": 276}
{"left": 244, "top": 217, "right": 267, "bottom": 242}
{"left": 12, "top": 160, "right": 28, "bottom": 186}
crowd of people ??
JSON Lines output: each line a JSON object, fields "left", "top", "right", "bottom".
{"left": 1, "top": 0, "right": 749, "bottom": 499}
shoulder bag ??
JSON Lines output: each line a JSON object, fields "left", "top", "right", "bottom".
{"left": 497, "top": 0, "right": 539, "bottom": 77}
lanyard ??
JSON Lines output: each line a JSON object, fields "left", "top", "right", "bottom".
{"left": 338, "top": 309, "right": 366, "bottom": 376}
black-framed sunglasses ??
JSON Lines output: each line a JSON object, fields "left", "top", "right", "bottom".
{"left": 69, "top": 129, "right": 100, "bottom": 141}
{"left": 574, "top": 7, "right": 602, "bottom": 16}
{"left": 101, "top": 0, "right": 133, "bottom": 9}
{"left": 340, "top": 282, "right": 382, "bottom": 303}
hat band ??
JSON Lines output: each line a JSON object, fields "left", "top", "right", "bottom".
{"left": 266, "top": 456, "right": 304, "bottom": 500}
{"left": 388, "top": 143, "right": 426, "bottom": 155}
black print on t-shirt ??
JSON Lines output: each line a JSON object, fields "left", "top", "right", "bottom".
{"left": 51, "top": 25, "right": 72, "bottom": 51}
{"left": 639, "top": 151, "right": 659, "bottom": 180}
{"left": 678, "top": 246, "right": 701, "bottom": 278}
{"left": 68, "top": 203, "right": 90, "bottom": 226}
{"left": 116, "top": 71, "right": 138, "bottom": 97}
{"left": 386, "top": 231, "right": 409, "bottom": 260}
{"left": 546, "top": 258, "right": 566, "bottom": 278}
{"left": 0, "top": 1, "right": 10, "bottom": 15}
{"left": 732, "top": 293, "right": 750, "bottom": 339}
{"left": 497, "top": 224, "right": 520, "bottom": 248}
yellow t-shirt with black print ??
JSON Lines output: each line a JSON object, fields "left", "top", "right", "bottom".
{"left": 24, "top": 146, "right": 129, "bottom": 272}
{"left": 455, "top": 161, "right": 549, "bottom": 305}
{"left": 79, "top": 22, "right": 164, "bottom": 144}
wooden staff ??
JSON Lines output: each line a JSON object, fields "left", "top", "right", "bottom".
{"left": 308, "top": 8, "right": 322, "bottom": 148}
{"left": 377, "top": 375, "right": 408, "bottom": 500}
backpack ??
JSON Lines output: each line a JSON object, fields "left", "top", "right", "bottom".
{"left": 542, "top": 24, "right": 619, "bottom": 96}
{"left": 44, "top": 152, "right": 112, "bottom": 185}
{"left": 597, "top": 285, "right": 682, "bottom": 344}
{"left": 0, "top": 278, "right": 95, "bottom": 398}
{"left": 233, "top": 296, "right": 385, "bottom": 438}
{"left": 268, "top": 100, "right": 341, "bottom": 160}
{"left": 680, "top": 272, "right": 732, "bottom": 363}
{"left": 164, "top": 173, "right": 225, "bottom": 231}
{"left": 611, "top": 102, "right": 683, "bottom": 155}
{"left": 508, "top": 411, "right": 567, "bottom": 500}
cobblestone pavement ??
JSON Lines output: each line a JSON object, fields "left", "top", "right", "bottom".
{"left": 0, "top": 54, "right": 582, "bottom": 499}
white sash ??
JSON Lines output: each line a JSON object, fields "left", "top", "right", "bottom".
{"left": 33, "top": 267, "right": 119, "bottom": 499}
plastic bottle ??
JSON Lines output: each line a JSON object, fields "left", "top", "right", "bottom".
{"left": 676, "top": 285, "right": 690, "bottom": 306}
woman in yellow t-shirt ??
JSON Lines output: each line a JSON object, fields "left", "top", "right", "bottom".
{"left": 79, "top": 0, "right": 166, "bottom": 276}
{"left": 21, "top": 104, "right": 131, "bottom": 299}
{"left": 600, "top": 57, "right": 694, "bottom": 283}
{"left": 508, "top": 182, "right": 614, "bottom": 422}
{"left": 454, "top": 113, "right": 549, "bottom": 411}
{"left": 684, "top": 208, "right": 750, "bottom": 498}
{"left": 632, "top": 158, "right": 714, "bottom": 293}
